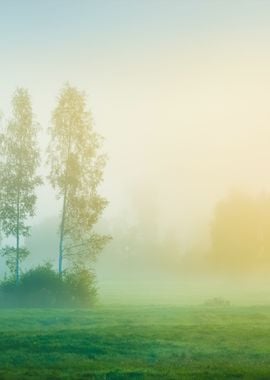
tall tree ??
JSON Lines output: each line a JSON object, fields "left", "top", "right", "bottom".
{"left": 0, "top": 88, "right": 41, "bottom": 283}
{"left": 48, "top": 84, "right": 110, "bottom": 275}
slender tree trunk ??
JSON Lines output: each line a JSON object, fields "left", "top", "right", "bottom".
{"left": 59, "top": 185, "right": 67, "bottom": 276}
{"left": 16, "top": 193, "right": 20, "bottom": 285}
{"left": 58, "top": 132, "right": 71, "bottom": 276}
{"left": 16, "top": 228, "right": 20, "bottom": 284}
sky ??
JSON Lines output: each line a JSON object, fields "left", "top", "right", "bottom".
{"left": 2, "top": 0, "right": 270, "bottom": 253}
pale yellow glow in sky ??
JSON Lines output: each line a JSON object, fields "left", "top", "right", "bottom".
{"left": 1, "top": 2, "right": 270, "bottom": 248}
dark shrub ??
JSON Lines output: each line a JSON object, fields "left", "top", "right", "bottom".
{"left": 64, "top": 268, "right": 97, "bottom": 307}
{"left": 203, "top": 297, "right": 231, "bottom": 307}
{"left": 0, "top": 264, "right": 97, "bottom": 308}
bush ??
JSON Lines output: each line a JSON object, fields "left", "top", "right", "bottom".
{"left": 64, "top": 268, "right": 97, "bottom": 307}
{"left": 0, "top": 264, "right": 97, "bottom": 308}
{"left": 203, "top": 297, "right": 231, "bottom": 307}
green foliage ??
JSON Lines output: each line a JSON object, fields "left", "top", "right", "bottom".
{"left": 0, "top": 88, "right": 41, "bottom": 281}
{"left": 0, "top": 85, "right": 110, "bottom": 302}
{"left": 48, "top": 84, "right": 110, "bottom": 274}
{"left": 1, "top": 246, "right": 29, "bottom": 275}
{"left": 64, "top": 267, "right": 97, "bottom": 307}
{"left": 0, "top": 264, "right": 97, "bottom": 308}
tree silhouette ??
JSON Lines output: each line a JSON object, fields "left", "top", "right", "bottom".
{"left": 0, "top": 88, "right": 41, "bottom": 283}
{"left": 48, "top": 84, "right": 110, "bottom": 275}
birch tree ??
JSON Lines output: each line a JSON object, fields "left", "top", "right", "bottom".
{"left": 0, "top": 88, "right": 41, "bottom": 283}
{"left": 48, "top": 84, "right": 110, "bottom": 275}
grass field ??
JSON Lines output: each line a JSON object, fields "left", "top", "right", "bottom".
{"left": 0, "top": 305, "right": 269, "bottom": 379}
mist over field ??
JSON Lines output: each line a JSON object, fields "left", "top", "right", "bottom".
{"left": 2, "top": 2, "right": 270, "bottom": 379}
{"left": 1, "top": 0, "right": 270, "bottom": 306}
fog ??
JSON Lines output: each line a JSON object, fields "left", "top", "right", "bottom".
{"left": 1, "top": 1, "right": 270, "bottom": 304}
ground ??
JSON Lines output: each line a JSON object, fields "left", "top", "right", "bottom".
{"left": 0, "top": 305, "right": 269, "bottom": 379}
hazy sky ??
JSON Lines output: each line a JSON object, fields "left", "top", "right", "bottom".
{"left": 1, "top": 0, "right": 270, "bottom": 243}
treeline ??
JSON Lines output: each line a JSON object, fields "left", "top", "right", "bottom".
{"left": 0, "top": 84, "right": 110, "bottom": 306}
{"left": 208, "top": 192, "right": 270, "bottom": 273}
{"left": 182, "top": 192, "right": 270, "bottom": 276}
{"left": 102, "top": 191, "right": 270, "bottom": 278}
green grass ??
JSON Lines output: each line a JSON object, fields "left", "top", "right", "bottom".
{"left": 0, "top": 305, "right": 269, "bottom": 379}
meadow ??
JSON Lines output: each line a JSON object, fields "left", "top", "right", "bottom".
{"left": 0, "top": 305, "right": 269, "bottom": 379}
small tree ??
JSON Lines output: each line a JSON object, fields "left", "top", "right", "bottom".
{"left": 48, "top": 84, "right": 110, "bottom": 275}
{"left": 0, "top": 88, "right": 41, "bottom": 283}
